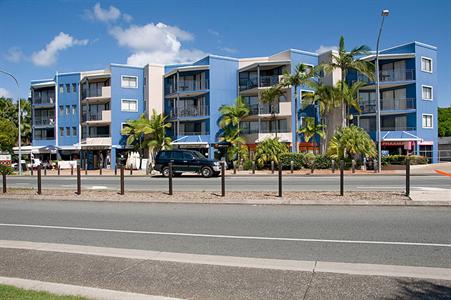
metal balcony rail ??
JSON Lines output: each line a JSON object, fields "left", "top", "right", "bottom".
{"left": 259, "top": 75, "right": 280, "bottom": 87}
{"left": 247, "top": 104, "right": 279, "bottom": 115}
{"left": 33, "top": 94, "right": 55, "bottom": 105}
{"left": 359, "top": 98, "right": 416, "bottom": 113}
{"left": 239, "top": 78, "right": 258, "bottom": 91}
{"left": 82, "top": 112, "right": 109, "bottom": 122}
{"left": 34, "top": 119, "right": 55, "bottom": 126}
{"left": 169, "top": 105, "right": 209, "bottom": 118}
{"left": 178, "top": 131, "right": 208, "bottom": 136}
{"left": 242, "top": 127, "right": 290, "bottom": 134}
{"left": 166, "top": 80, "right": 209, "bottom": 94}
{"left": 381, "top": 126, "right": 416, "bottom": 131}
{"left": 357, "top": 69, "right": 415, "bottom": 83}
{"left": 81, "top": 86, "right": 110, "bottom": 99}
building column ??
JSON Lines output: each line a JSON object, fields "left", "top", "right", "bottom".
{"left": 111, "top": 147, "right": 116, "bottom": 170}
{"left": 208, "top": 145, "right": 214, "bottom": 159}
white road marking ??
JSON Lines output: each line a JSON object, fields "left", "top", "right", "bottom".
{"left": 0, "top": 223, "right": 450, "bottom": 248}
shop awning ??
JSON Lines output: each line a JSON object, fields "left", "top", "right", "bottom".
{"left": 382, "top": 131, "right": 423, "bottom": 142}
{"left": 171, "top": 135, "right": 209, "bottom": 147}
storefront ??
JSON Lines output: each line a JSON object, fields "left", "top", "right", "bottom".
{"left": 381, "top": 131, "right": 423, "bottom": 157}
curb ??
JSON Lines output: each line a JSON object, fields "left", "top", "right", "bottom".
{"left": 0, "top": 276, "right": 181, "bottom": 300}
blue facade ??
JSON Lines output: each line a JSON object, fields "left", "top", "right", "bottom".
{"left": 56, "top": 73, "right": 81, "bottom": 148}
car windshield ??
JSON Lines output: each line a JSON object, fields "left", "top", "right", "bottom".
{"left": 191, "top": 151, "right": 206, "bottom": 159}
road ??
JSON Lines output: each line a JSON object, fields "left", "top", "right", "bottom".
{"left": 5, "top": 174, "right": 451, "bottom": 192}
{"left": 1, "top": 199, "right": 450, "bottom": 268}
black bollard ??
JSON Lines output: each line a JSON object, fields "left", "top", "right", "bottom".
{"left": 252, "top": 161, "right": 256, "bottom": 174}
{"left": 340, "top": 160, "right": 344, "bottom": 196}
{"left": 221, "top": 161, "right": 225, "bottom": 197}
{"left": 71, "top": 165, "right": 74, "bottom": 176}
{"left": 2, "top": 173, "right": 6, "bottom": 193}
{"left": 405, "top": 157, "right": 410, "bottom": 197}
{"left": 374, "top": 159, "right": 378, "bottom": 173}
{"left": 37, "top": 166, "right": 42, "bottom": 195}
{"left": 76, "top": 164, "right": 81, "bottom": 195}
{"left": 290, "top": 160, "right": 294, "bottom": 174}
{"left": 331, "top": 160, "right": 335, "bottom": 174}
{"left": 119, "top": 166, "right": 124, "bottom": 195}
{"left": 278, "top": 164, "right": 282, "bottom": 197}
{"left": 271, "top": 161, "right": 274, "bottom": 174}
{"left": 99, "top": 166, "right": 102, "bottom": 175}
{"left": 57, "top": 165, "right": 60, "bottom": 176}
{"left": 168, "top": 163, "right": 173, "bottom": 195}
{"left": 352, "top": 159, "right": 356, "bottom": 174}
{"left": 233, "top": 161, "right": 237, "bottom": 174}
{"left": 44, "top": 167, "right": 47, "bottom": 176}
{"left": 114, "top": 165, "right": 117, "bottom": 176}
{"left": 130, "top": 168, "right": 133, "bottom": 176}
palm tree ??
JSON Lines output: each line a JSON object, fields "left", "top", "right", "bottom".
{"left": 219, "top": 97, "right": 250, "bottom": 161}
{"left": 121, "top": 110, "right": 172, "bottom": 169}
{"left": 280, "top": 63, "right": 315, "bottom": 152}
{"left": 260, "top": 85, "right": 285, "bottom": 138}
{"left": 255, "top": 137, "right": 289, "bottom": 168}
{"left": 320, "top": 36, "right": 374, "bottom": 127}
{"left": 297, "top": 117, "right": 325, "bottom": 153}
{"left": 302, "top": 81, "right": 340, "bottom": 154}
{"left": 327, "top": 125, "right": 377, "bottom": 160}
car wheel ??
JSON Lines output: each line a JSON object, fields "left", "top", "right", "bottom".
{"left": 162, "top": 166, "right": 170, "bottom": 177}
{"left": 201, "top": 167, "right": 213, "bottom": 178}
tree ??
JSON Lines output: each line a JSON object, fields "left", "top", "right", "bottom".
{"left": 0, "top": 97, "right": 32, "bottom": 146}
{"left": 219, "top": 126, "right": 247, "bottom": 161}
{"left": 218, "top": 97, "right": 250, "bottom": 161}
{"left": 297, "top": 117, "right": 325, "bottom": 152}
{"left": 319, "top": 36, "right": 374, "bottom": 127}
{"left": 327, "top": 125, "right": 376, "bottom": 160}
{"left": 260, "top": 85, "right": 285, "bottom": 138}
{"left": 280, "top": 64, "right": 315, "bottom": 152}
{"left": 0, "top": 118, "right": 18, "bottom": 152}
{"left": 255, "top": 137, "right": 289, "bottom": 168}
{"left": 122, "top": 110, "right": 172, "bottom": 169}
{"left": 438, "top": 107, "right": 451, "bottom": 137}
{"left": 302, "top": 82, "right": 340, "bottom": 153}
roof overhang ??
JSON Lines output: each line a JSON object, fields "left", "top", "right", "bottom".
{"left": 360, "top": 53, "right": 415, "bottom": 61}
{"left": 239, "top": 60, "right": 290, "bottom": 72}
{"left": 382, "top": 131, "right": 423, "bottom": 142}
{"left": 164, "top": 65, "right": 209, "bottom": 78}
{"left": 31, "top": 81, "right": 55, "bottom": 88}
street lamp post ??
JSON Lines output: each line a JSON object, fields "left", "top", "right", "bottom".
{"left": 0, "top": 69, "right": 22, "bottom": 175}
{"left": 375, "top": 9, "right": 389, "bottom": 173}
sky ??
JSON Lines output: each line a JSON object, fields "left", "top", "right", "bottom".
{"left": 1, "top": 0, "right": 450, "bottom": 106}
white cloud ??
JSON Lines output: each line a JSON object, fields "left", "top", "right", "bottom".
{"left": 85, "top": 3, "right": 133, "bottom": 23}
{"left": 0, "top": 88, "right": 12, "bottom": 98}
{"left": 207, "top": 29, "right": 220, "bottom": 37}
{"left": 31, "top": 32, "right": 88, "bottom": 67}
{"left": 110, "top": 22, "right": 205, "bottom": 66}
{"left": 4, "top": 47, "right": 24, "bottom": 63}
{"left": 220, "top": 47, "right": 237, "bottom": 54}
{"left": 316, "top": 45, "right": 338, "bottom": 54}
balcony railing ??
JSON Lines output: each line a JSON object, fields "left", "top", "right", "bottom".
{"left": 178, "top": 131, "right": 208, "bottom": 136}
{"left": 259, "top": 75, "right": 281, "bottom": 87}
{"left": 357, "top": 69, "right": 415, "bottom": 83}
{"left": 82, "top": 110, "right": 111, "bottom": 123}
{"left": 242, "top": 127, "right": 290, "bottom": 134}
{"left": 33, "top": 136, "right": 55, "bottom": 141}
{"left": 34, "top": 119, "right": 55, "bottom": 126}
{"left": 166, "top": 80, "right": 209, "bottom": 94}
{"left": 359, "top": 98, "right": 416, "bottom": 113}
{"left": 81, "top": 86, "right": 111, "bottom": 99}
{"left": 239, "top": 78, "right": 258, "bottom": 91}
{"left": 33, "top": 95, "right": 55, "bottom": 105}
{"left": 169, "top": 105, "right": 209, "bottom": 118}
{"left": 239, "top": 75, "right": 282, "bottom": 91}
{"left": 381, "top": 126, "right": 416, "bottom": 131}
{"left": 248, "top": 104, "right": 279, "bottom": 115}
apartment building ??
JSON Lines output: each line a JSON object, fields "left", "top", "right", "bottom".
{"left": 348, "top": 41, "right": 438, "bottom": 162}
{"left": 28, "top": 40, "right": 438, "bottom": 166}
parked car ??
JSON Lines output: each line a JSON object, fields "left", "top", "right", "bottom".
{"left": 154, "top": 150, "right": 221, "bottom": 178}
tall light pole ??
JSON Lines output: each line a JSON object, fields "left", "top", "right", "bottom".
{"left": 0, "top": 69, "right": 22, "bottom": 175}
{"left": 375, "top": 9, "right": 389, "bottom": 173}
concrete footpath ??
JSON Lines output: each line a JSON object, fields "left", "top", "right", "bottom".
{"left": 1, "top": 241, "right": 451, "bottom": 299}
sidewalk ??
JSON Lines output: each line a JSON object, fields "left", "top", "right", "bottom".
{"left": 1, "top": 241, "right": 451, "bottom": 299}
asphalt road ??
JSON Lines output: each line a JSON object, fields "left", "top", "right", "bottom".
{"left": 0, "top": 199, "right": 450, "bottom": 268}
{"left": 5, "top": 174, "right": 451, "bottom": 192}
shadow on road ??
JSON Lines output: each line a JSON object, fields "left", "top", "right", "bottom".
{"left": 388, "top": 279, "right": 451, "bottom": 300}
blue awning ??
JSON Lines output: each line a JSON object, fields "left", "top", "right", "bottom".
{"left": 382, "top": 131, "right": 423, "bottom": 142}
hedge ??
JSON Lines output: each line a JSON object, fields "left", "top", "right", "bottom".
{"left": 382, "top": 155, "right": 428, "bottom": 165}
{"left": 279, "top": 153, "right": 332, "bottom": 170}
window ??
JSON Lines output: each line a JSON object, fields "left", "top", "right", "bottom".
{"left": 66, "top": 84, "right": 70, "bottom": 93}
{"left": 59, "top": 84, "right": 64, "bottom": 93}
{"left": 66, "top": 105, "right": 70, "bottom": 115}
{"left": 421, "top": 57, "right": 432, "bottom": 73}
{"left": 72, "top": 105, "right": 76, "bottom": 115}
{"left": 422, "top": 85, "right": 433, "bottom": 100}
{"left": 59, "top": 127, "right": 64, "bottom": 136}
{"left": 72, "top": 83, "right": 77, "bottom": 92}
{"left": 121, "top": 99, "right": 138, "bottom": 112}
{"left": 72, "top": 127, "right": 77, "bottom": 136}
{"left": 59, "top": 105, "right": 64, "bottom": 114}
{"left": 422, "top": 114, "right": 433, "bottom": 128}
{"left": 66, "top": 127, "right": 70, "bottom": 136}
{"left": 121, "top": 76, "right": 138, "bottom": 88}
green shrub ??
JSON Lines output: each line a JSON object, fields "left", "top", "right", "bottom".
{"left": 304, "top": 153, "right": 316, "bottom": 170}
{"left": 0, "top": 165, "right": 14, "bottom": 175}
{"left": 243, "top": 159, "right": 253, "bottom": 170}
{"left": 255, "top": 138, "right": 289, "bottom": 168}
{"left": 280, "top": 153, "right": 305, "bottom": 169}
{"left": 382, "top": 155, "right": 428, "bottom": 165}
{"left": 314, "top": 154, "right": 332, "bottom": 169}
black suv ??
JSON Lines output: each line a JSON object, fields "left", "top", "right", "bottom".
{"left": 154, "top": 150, "right": 221, "bottom": 178}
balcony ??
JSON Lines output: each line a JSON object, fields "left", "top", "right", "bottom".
{"left": 32, "top": 94, "right": 55, "bottom": 106}
{"left": 239, "top": 75, "right": 283, "bottom": 91}
{"left": 247, "top": 102, "right": 290, "bottom": 116}
{"left": 81, "top": 136, "right": 112, "bottom": 146}
{"left": 359, "top": 98, "right": 416, "bottom": 114}
{"left": 178, "top": 131, "right": 209, "bottom": 136}
{"left": 358, "top": 69, "right": 415, "bottom": 83}
{"left": 169, "top": 105, "right": 209, "bottom": 118}
{"left": 34, "top": 118, "right": 55, "bottom": 127}
{"left": 82, "top": 110, "right": 111, "bottom": 124}
{"left": 165, "top": 80, "right": 209, "bottom": 96}
{"left": 81, "top": 86, "right": 111, "bottom": 101}
{"left": 259, "top": 75, "right": 281, "bottom": 87}
{"left": 381, "top": 126, "right": 416, "bottom": 132}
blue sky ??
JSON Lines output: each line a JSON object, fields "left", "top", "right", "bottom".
{"left": 1, "top": 0, "right": 450, "bottom": 106}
